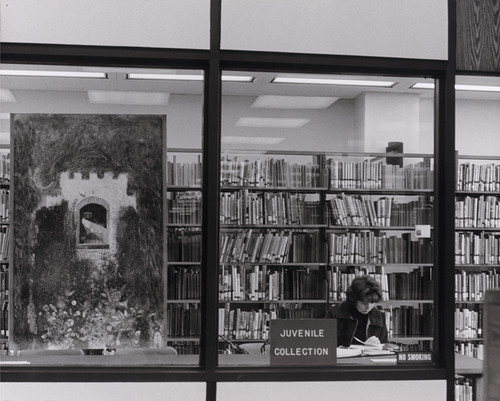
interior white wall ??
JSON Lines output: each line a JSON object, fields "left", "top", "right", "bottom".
{"left": 221, "top": 0, "right": 447, "bottom": 60}
{"left": 456, "top": 99, "right": 500, "bottom": 157}
{"left": 0, "top": 0, "right": 210, "bottom": 49}
{"left": 221, "top": 96, "right": 357, "bottom": 153}
{"left": 217, "top": 381, "right": 446, "bottom": 401}
{"left": 0, "top": 382, "right": 206, "bottom": 401}
{"left": 1, "top": 93, "right": 434, "bottom": 154}
{"left": 358, "top": 92, "right": 431, "bottom": 154}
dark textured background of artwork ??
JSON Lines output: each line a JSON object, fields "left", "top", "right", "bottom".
{"left": 12, "top": 114, "right": 164, "bottom": 349}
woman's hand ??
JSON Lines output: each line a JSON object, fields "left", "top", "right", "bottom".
{"left": 364, "top": 336, "right": 381, "bottom": 347}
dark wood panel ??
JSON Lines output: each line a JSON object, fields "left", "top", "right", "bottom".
{"left": 457, "top": 0, "right": 500, "bottom": 72}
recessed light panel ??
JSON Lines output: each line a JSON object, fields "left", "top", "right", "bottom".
{"left": 273, "top": 77, "right": 396, "bottom": 88}
{"left": 127, "top": 73, "right": 253, "bottom": 82}
{"left": 235, "top": 117, "right": 310, "bottom": 128}
{"left": 222, "top": 136, "right": 284, "bottom": 145}
{"left": 128, "top": 73, "right": 203, "bottom": 81}
{"left": 455, "top": 84, "right": 500, "bottom": 92}
{"left": 251, "top": 95, "right": 339, "bottom": 109}
{"left": 411, "top": 83, "right": 435, "bottom": 90}
{"left": 88, "top": 90, "right": 169, "bottom": 106}
{"left": 0, "top": 70, "right": 106, "bottom": 79}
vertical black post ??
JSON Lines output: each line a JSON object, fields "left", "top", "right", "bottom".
{"left": 200, "top": 0, "right": 222, "bottom": 384}
{"left": 435, "top": 2, "right": 456, "bottom": 400}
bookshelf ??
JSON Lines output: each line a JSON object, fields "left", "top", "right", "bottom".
{"left": 166, "top": 149, "right": 437, "bottom": 354}
{"left": 454, "top": 155, "right": 500, "bottom": 366}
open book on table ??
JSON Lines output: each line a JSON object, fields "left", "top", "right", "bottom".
{"left": 337, "top": 343, "right": 398, "bottom": 358}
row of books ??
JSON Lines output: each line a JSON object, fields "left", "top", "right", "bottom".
{"left": 455, "top": 343, "right": 484, "bottom": 360}
{"left": 167, "top": 266, "right": 200, "bottom": 300}
{"left": 327, "top": 266, "right": 433, "bottom": 301}
{"left": 167, "top": 192, "right": 202, "bottom": 225}
{"left": 455, "top": 270, "right": 499, "bottom": 302}
{"left": 327, "top": 159, "right": 433, "bottom": 190}
{"left": 327, "top": 194, "right": 433, "bottom": 227}
{"left": 455, "top": 376, "right": 473, "bottom": 401}
{"left": 167, "top": 228, "right": 202, "bottom": 262}
{"left": 219, "top": 265, "right": 327, "bottom": 301}
{"left": 167, "top": 264, "right": 434, "bottom": 303}
{"left": 0, "top": 300, "right": 8, "bottom": 338}
{"left": 457, "top": 162, "right": 500, "bottom": 192}
{"left": 220, "top": 155, "right": 327, "bottom": 188}
{"left": 218, "top": 305, "right": 271, "bottom": 340}
{"left": 0, "top": 226, "right": 9, "bottom": 262}
{"left": 166, "top": 303, "right": 200, "bottom": 337}
{"left": 0, "top": 154, "right": 9, "bottom": 183}
{"left": 455, "top": 195, "right": 500, "bottom": 228}
{"left": 386, "top": 304, "right": 433, "bottom": 337}
{"left": 455, "top": 306, "right": 482, "bottom": 339}
{"left": 167, "top": 341, "right": 200, "bottom": 355}
{"left": 166, "top": 155, "right": 202, "bottom": 187}
{"left": 220, "top": 191, "right": 321, "bottom": 226}
{"left": 455, "top": 232, "right": 500, "bottom": 265}
{"left": 166, "top": 155, "right": 434, "bottom": 190}
{"left": 0, "top": 189, "right": 8, "bottom": 221}
{"left": 220, "top": 230, "right": 322, "bottom": 264}
{"left": 327, "top": 232, "right": 433, "bottom": 264}
{"left": 218, "top": 304, "right": 319, "bottom": 341}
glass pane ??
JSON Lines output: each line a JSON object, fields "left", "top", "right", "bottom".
{"left": 219, "top": 71, "right": 436, "bottom": 367}
{"left": 455, "top": 76, "right": 500, "bottom": 372}
{"left": 0, "top": 64, "right": 203, "bottom": 366}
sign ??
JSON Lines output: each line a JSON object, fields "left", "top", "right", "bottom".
{"left": 270, "top": 319, "right": 337, "bottom": 366}
{"left": 397, "top": 351, "right": 433, "bottom": 364}
{"left": 415, "top": 225, "right": 431, "bottom": 239}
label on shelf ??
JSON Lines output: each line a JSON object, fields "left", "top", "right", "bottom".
{"left": 415, "top": 225, "right": 431, "bottom": 239}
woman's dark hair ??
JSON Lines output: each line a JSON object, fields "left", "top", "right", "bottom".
{"left": 346, "top": 276, "right": 382, "bottom": 305}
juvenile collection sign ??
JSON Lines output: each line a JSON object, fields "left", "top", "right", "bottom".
{"left": 270, "top": 319, "right": 337, "bottom": 366}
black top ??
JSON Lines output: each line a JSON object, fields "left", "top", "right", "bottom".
{"left": 325, "top": 302, "right": 388, "bottom": 347}
{"left": 350, "top": 305, "right": 369, "bottom": 343}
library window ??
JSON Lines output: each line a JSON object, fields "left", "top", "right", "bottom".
{"left": 0, "top": 64, "right": 204, "bottom": 366}
{"left": 454, "top": 75, "right": 500, "bottom": 394}
{"left": 218, "top": 70, "right": 437, "bottom": 367}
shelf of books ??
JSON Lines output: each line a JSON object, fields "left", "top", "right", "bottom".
{"left": 455, "top": 155, "right": 500, "bottom": 366}
{"left": 0, "top": 151, "right": 10, "bottom": 354}
{"left": 166, "top": 148, "right": 437, "bottom": 355}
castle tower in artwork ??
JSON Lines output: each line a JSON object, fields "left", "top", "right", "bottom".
{"left": 42, "top": 171, "right": 137, "bottom": 261}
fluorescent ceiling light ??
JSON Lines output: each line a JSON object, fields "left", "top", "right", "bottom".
{"left": 273, "top": 77, "right": 396, "bottom": 88}
{"left": 456, "top": 84, "right": 500, "bottom": 92}
{"left": 411, "top": 83, "right": 435, "bottom": 90}
{"left": 0, "top": 69, "right": 106, "bottom": 79}
{"left": 128, "top": 73, "right": 203, "bottom": 81}
{"left": 88, "top": 90, "right": 169, "bottom": 106}
{"left": 235, "top": 117, "right": 310, "bottom": 128}
{"left": 0, "top": 89, "right": 17, "bottom": 103}
{"left": 222, "top": 75, "right": 254, "bottom": 83}
{"left": 412, "top": 82, "right": 500, "bottom": 92}
{"left": 127, "top": 73, "right": 253, "bottom": 82}
{"left": 252, "top": 95, "right": 339, "bottom": 109}
{"left": 222, "top": 136, "right": 284, "bottom": 145}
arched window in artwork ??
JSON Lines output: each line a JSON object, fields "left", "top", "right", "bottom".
{"left": 77, "top": 197, "right": 110, "bottom": 248}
